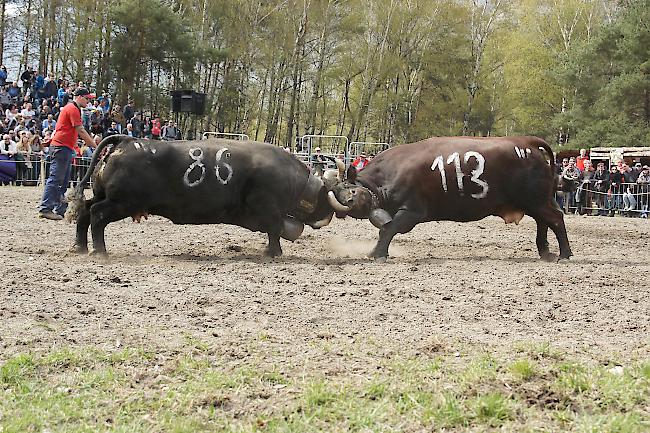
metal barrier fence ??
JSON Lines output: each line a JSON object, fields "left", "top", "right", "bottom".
{"left": 556, "top": 181, "right": 649, "bottom": 218}
{"left": 0, "top": 155, "right": 93, "bottom": 188}
{"left": 3, "top": 156, "right": 647, "bottom": 219}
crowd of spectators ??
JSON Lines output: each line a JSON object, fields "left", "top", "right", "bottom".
{"left": 557, "top": 149, "right": 649, "bottom": 217}
{"left": 0, "top": 65, "right": 182, "bottom": 185}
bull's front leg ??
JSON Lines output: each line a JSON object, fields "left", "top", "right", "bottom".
{"left": 369, "top": 208, "right": 422, "bottom": 260}
{"left": 265, "top": 231, "right": 283, "bottom": 257}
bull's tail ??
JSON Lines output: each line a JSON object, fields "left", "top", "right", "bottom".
{"left": 536, "top": 138, "right": 558, "bottom": 192}
{"left": 536, "top": 139, "right": 556, "bottom": 176}
{"left": 65, "top": 134, "right": 126, "bottom": 222}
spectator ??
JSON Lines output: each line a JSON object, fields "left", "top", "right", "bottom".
{"left": 352, "top": 153, "right": 369, "bottom": 171}
{"left": 57, "top": 83, "right": 67, "bottom": 106}
{"left": 607, "top": 164, "right": 625, "bottom": 216}
{"left": 14, "top": 131, "right": 32, "bottom": 185}
{"left": 560, "top": 157, "right": 581, "bottom": 214}
{"left": 0, "top": 86, "right": 11, "bottom": 110}
{"left": 619, "top": 164, "right": 637, "bottom": 212}
{"left": 51, "top": 101, "right": 61, "bottom": 118}
{"left": 151, "top": 117, "right": 161, "bottom": 139}
{"left": 637, "top": 165, "right": 650, "bottom": 184}
{"left": 98, "top": 93, "right": 111, "bottom": 116}
{"left": 5, "top": 104, "right": 17, "bottom": 126}
{"left": 630, "top": 162, "right": 643, "bottom": 182}
{"left": 125, "top": 123, "right": 135, "bottom": 137}
{"left": 41, "top": 113, "right": 56, "bottom": 132}
{"left": 123, "top": 99, "right": 135, "bottom": 121}
{"left": 0, "top": 65, "right": 7, "bottom": 87}
{"left": 576, "top": 148, "right": 588, "bottom": 171}
{"left": 0, "top": 134, "right": 16, "bottom": 156}
{"left": 111, "top": 105, "right": 126, "bottom": 131}
{"left": 14, "top": 117, "right": 28, "bottom": 135}
{"left": 130, "top": 112, "right": 143, "bottom": 138}
{"left": 104, "top": 121, "right": 120, "bottom": 137}
{"left": 43, "top": 74, "right": 58, "bottom": 99}
{"left": 21, "top": 102, "right": 35, "bottom": 123}
{"left": 576, "top": 159, "right": 595, "bottom": 215}
{"left": 20, "top": 66, "right": 34, "bottom": 91}
{"left": 161, "top": 120, "right": 179, "bottom": 140}
{"left": 142, "top": 116, "right": 152, "bottom": 138}
{"left": 89, "top": 120, "right": 104, "bottom": 137}
{"left": 81, "top": 135, "right": 100, "bottom": 159}
{"left": 7, "top": 82, "right": 20, "bottom": 101}
{"left": 0, "top": 133, "right": 17, "bottom": 184}
{"left": 557, "top": 157, "right": 569, "bottom": 175}
{"left": 34, "top": 72, "right": 46, "bottom": 103}
{"left": 592, "top": 162, "right": 610, "bottom": 216}
{"left": 311, "top": 147, "right": 328, "bottom": 175}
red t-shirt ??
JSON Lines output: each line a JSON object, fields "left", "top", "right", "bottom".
{"left": 51, "top": 102, "right": 82, "bottom": 150}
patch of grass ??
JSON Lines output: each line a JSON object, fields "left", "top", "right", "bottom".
{"left": 576, "top": 413, "right": 647, "bottom": 433}
{"left": 556, "top": 362, "right": 592, "bottom": 395}
{"left": 363, "top": 379, "right": 387, "bottom": 401}
{"left": 459, "top": 353, "right": 499, "bottom": 391}
{"left": 470, "top": 392, "right": 513, "bottom": 427}
{"left": 509, "top": 358, "right": 537, "bottom": 382}
{"left": 1, "top": 344, "right": 648, "bottom": 432}
{"left": 0, "top": 353, "right": 35, "bottom": 386}
{"left": 514, "top": 341, "right": 563, "bottom": 360}
{"left": 422, "top": 392, "right": 468, "bottom": 428}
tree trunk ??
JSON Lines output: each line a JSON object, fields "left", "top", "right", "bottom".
{"left": 20, "top": 0, "right": 34, "bottom": 73}
{"left": 285, "top": 2, "right": 309, "bottom": 149}
{"left": 0, "top": 0, "right": 7, "bottom": 64}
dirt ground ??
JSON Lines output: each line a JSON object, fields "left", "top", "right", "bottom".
{"left": 1, "top": 186, "right": 648, "bottom": 362}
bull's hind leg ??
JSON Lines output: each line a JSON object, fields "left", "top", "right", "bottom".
{"left": 369, "top": 208, "right": 423, "bottom": 260}
{"left": 89, "top": 199, "right": 130, "bottom": 255}
{"left": 532, "top": 218, "right": 554, "bottom": 262}
{"left": 530, "top": 202, "right": 572, "bottom": 260}
{"left": 72, "top": 199, "right": 93, "bottom": 253}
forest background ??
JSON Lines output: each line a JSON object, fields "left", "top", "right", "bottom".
{"left": 0, "top": 0, "right": 648, "bottom": 150}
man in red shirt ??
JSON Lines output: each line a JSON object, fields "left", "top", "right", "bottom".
{"left": 38, "top": 87, "right": 96, "bottom": 220}
{"left": 576, "top": 148, "right": 588, "bottom": 171}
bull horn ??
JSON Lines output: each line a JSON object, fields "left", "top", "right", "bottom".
{"left": 281, "top": 217, "right": 304, "bottom": 241}
{"left": 369, "top": 208, "right": 393, "bottom": 229}
{"left": 328, "top": 191, "right": 350, "bottom": 212}
{"left": 309, "top": 211, "right": 334, "bottom": 229}
{"left": 335, "top": 159, "right": 345, "bottom": 180}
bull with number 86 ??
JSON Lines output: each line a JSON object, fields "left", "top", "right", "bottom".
{"left": 66, "top": 135, "right": 341, "bottom": 257}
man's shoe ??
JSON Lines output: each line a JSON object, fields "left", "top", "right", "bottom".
{"left": 39, "top": 210, "right": 63, "bottom": 221}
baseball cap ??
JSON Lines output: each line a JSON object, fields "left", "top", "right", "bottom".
{"left": 74, "top": 87, "right": 96, "bottom": 99}
{"left": 314, "top": 147, "right": 321, "bottom": 151}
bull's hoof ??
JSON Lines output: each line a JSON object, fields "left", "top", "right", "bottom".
{"left": 374, "top": 256, "right": 388, "bottom": 263}
{"left": 368, "top": 249, "right": 388, "bottom": 260}
{"left": 70, "top": 244, "right": 88, "bottom": 254}
{"left": 540, "top": 252, "right": 557, "bottom": 263}
{"left": 264, "top": 248, "right": 283, "bottom": 258}
{"left": 89, "top": 250, "right": 108, "bottom": 257}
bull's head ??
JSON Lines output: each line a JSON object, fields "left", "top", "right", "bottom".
{"left": 328, "top": 165, "right": 393, "bottom": 228}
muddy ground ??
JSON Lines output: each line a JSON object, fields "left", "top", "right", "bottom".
{"left": 1, "top": 186, "right": 648, "bottom": 363}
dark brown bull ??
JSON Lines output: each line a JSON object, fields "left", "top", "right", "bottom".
{"left": 328, "top": 136, "right": 572, "bottom": 261}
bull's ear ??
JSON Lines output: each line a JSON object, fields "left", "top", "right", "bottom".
{"left": 346, "top": 165, "right": 358, "bottom": 183}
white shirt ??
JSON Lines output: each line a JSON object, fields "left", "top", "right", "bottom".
{"left": 21, "top": 108, "right": 35, "bottom": 119}
{"left": 1, "top": 140, "right": 17, "bottom": 155}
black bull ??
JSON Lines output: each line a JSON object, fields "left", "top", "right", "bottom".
{"left": 68, "top": 135, "right": 338, "bottom": 256}
{"left": 329, "top": 136, "right": 572, "bottom": 261}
